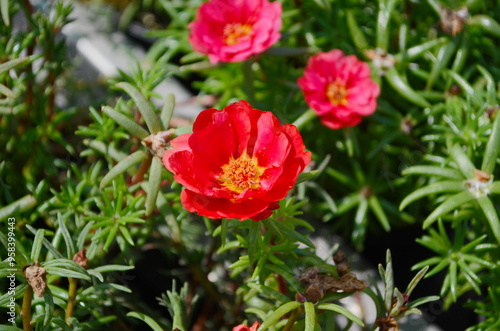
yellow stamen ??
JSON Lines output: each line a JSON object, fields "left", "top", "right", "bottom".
{"left": 326, "top": 79, "right": 348, "bottom": 106}
{"left": 218, "top": 153, "right": 265, "bottom": 193}
{"left": 223, "top": 23, "right": 253, "bottom": 45}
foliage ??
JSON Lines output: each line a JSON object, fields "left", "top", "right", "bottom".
{"left": 1, "top": 0, "right": 500, "bottom": 330}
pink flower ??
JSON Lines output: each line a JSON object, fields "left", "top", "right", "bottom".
{"left": 233, "top": 321, "right": 260, "bottom": 331}
{"left": 188, "top": 0, "right": 282, "bottom": 63}
{"left": 297, "top": 49, "right": 380, "bottom": 129}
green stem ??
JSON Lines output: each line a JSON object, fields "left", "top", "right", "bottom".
{"left": 282, "top": 306, "right": 303, "bottom": 331}
{"left": 65, "top": 277, "right": 78, "bottom": 325}
{"left": 292, "top": 109, "right": 317, "bottom": 130}
{"left": 22, "top": 286, "right": 33, "bottom": 331}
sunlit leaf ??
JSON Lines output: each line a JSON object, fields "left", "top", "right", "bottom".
{"left": 422, "top": 191, "right": 475, "bottom": 229}
{"left": 127, "top": 312, "right": 164, "bottom": 331}
{"left": 400, "top": 181, "right": 465, "bottom": 210}
{"left": 116, "top": 82, "right": 161, "bottom": 134}
{"left": 258, "top": 301, "right": 302, "bottom": 331}
{"left": 316, "top": 303, "right": 364, "bottom": 326}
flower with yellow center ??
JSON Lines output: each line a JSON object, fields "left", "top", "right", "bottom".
{"left": 326, "top": 79, "right": 348, "bottom": 106}
{"left": 223, "top": 23, "right": 253, "bottom": 46}
{"left": 218, "top": 152, "right": 265, "bottom": 194}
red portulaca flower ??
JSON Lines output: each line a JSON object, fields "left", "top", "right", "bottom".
{"left": 163, "top": 100, "right": 311, "bottom": 221}
{"left": 188, "top": 0, "right": 282, "bottom": 63}
{"left": 233, "top": 321, "right": 260, "bottom": 331}
{"left": 297, "top": 49, "right": 380, "bottom": 129}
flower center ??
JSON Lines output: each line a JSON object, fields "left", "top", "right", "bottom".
{"left": 223, "top": 23, "right": 253, "bottom": 46}
{"left": 219, "top": 153, "right": 265, "bottom": 193}
{"left": 326, "top": 79, "right": 348, "bottom": 106}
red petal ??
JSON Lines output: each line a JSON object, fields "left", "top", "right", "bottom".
{"left": 181, "top": 190, "right": 277, "bottom": 221}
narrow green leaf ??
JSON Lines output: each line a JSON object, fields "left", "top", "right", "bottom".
{"left": 102, "top": 106, "right": 149, "bottom": 139}
{"left": 92, "top": 264, "right": 134, "bottom": 273}
{"left": 160, "top": 93, "right": 175, "bottom": 130}
{"left": 468, "top": 14, "right": 500, "bottom": 37}
{"left": 423, "top": 191, "right": 475, "bottom": 229}
{"left": 44, "top": 266, "right": 90, "bottom": 281}
{"left": 31, "top": 229, "right": 45, "bottom": 262}
{"left": 457, "top": 259, "right": 481, "bottom": 294}
{"left": 384, "top": 67, "right": 430, "bottom": 107}
{"left": 476, "top": 196, "right": 500, "bottom": 244}
{"left": 116, "top": 82, "right": 161, "bottom": 134}
{"left": 448, "top": 71, "right": 475, "bottom": 96}
{"left": 411, "top": 257, "right": 442, "bottom": 271}
{"left": 395, "top": 37, "right": 447, "bottom": 62}
{"left": 306, "top": 181, "right": 337, "bottom": 213}
{"left": 449, "top": 260, "right": 458, "bottom": 302}
{"left": 248, "top": 221, "right": 260, "bottom": 264}
{"left": 258, "top": 301, "right": 302, "bottom": 331}
{"left": 127, "top": 312, "right": 164, "bottom": 331}
{"left": 425, "top": 0, "right": 440, "bottom": 15}
{"left": 399, "top": 181, "right": 465, "bottom": 210}
{"left": 390, "top": 287, "right": 405, "bottom": 316}
{"left": 326, "top": 167, "right": 357, "bottom": 189}
{"left": 43, "top": 287, "right": 54, "bottom": 326}
{"left": 100, "top": 150, "right": 148, "bottom": 189}
{"left": 346, "top": 11, "right": 369, "bottom": 50}
{"left": 262, "top": 219, "right": 283, "bottom": 239}
{"left": 316, "top": 303, "right": 364, "bottom": 326}
{"left": 0, "top": 195, "right": 37, "bottom": 221}
{"left": 426, "top": 41, "right": 456, "bottom": 90}
{"left": 296, "top": 170, "right": 320, "bottom": 185}
{"left": 57, "top": 215, "right": 75, "bottom": 259}
{"left": 247, "top": 282, "right": 291, "bottom": 303}
{"left": 481, "top": 108, "right": 500, "bottom": 174}
{"left": 146, "top": 158, "right": 163, "bottom": 216}
{"left": 0, "top": 326, "right": 23, "bottom": 331}
{"left": 76, "top": 221, "right": 95, "bottom": 251}
{"left": 477, "top": 65, "right": 496, "bottom": 104}
{"left": 407, "top": 295, "right": 440, "bottom": 309}
{"left": 166, "top": 287, "right": 187, "bottom": 331}
{"left": 43, "top": 259, "right": 88, "bottom": 273}
{"left": 119, "top": 225, "right": 135, "bottom": 246}
{"left": 104, "top": 224, "right": 119, "bottom": 252}
{"left": 384, "top": 250, "right": 394, "bottom": 313}
{"left": 87, "top": 269, "right": 104, "bottom": 282}
{"left": 0, "top": 84, "right": 15, "bottom": 98}
{"left": 368, "top": 195, "right": 390, "bottom": 231}
{"left": 272, "top": 220, "right": 314, "bottom": 248}
{"left": 405, "top": 266, "right": 429, "bottom": 298}
{"left": 84, "top": 139, "right": 127, "bottom": 162}
{"left": 402, "top": 166, "right": 463, "bottom": 179}
{"left": 219, "top": 219, "right": 230, "bottom": 247}
{"left": 352, "top": 198, "right": 368, "bottom": 250}
{"left": 426, "top": 257, "right": 450, "bottom": 278}
{"left": 25, "top": 225, "right": 63, "bottom": 259}
{"left": 489, "top": 181, "right": 500, "bottom": 194}
{"left": 376, "top": 0, "right": 399, "bottom": 50}
{"left": 304, "top": 301, "right": 316, "bottom": 331}
{"left": 1, "top": 0, "right": 9, "bottom": 26}
{"left": 0, "top": 57, "right": 30, "bottom": 75}
{"left": 292, "top": 108, "right": 317, "bottom": 130}
{"left": 377, "top": 263, "right": 385, "bottom": 284}
{"left": 462, "top": 254, "right": 496, "bottom": 269}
